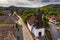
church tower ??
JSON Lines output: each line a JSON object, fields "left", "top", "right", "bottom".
{"left": 34, "top": 9, "right": 44, "bottom": 29}
{"left": 27, "top": 9, "right": 45, "bottom": 37}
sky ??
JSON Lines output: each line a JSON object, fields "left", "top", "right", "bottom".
{"left": 0, "top": 0, "right": 60, "bottom": 8}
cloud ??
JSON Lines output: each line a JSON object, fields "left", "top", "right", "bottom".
{"left": 0, "top": 0, "right": 60, "bottom": 8}
{"left": 0, "top": 0, "right": 41, "bottom": 7}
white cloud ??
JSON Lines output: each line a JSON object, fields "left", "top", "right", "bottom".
{"left": 0, "top": 0, "right": 60, "bottom": 8}
{"left": 0, "top": 0, "right": 41, "bottom": 7}
{"left": 0, "top": 0, "right": 8, "bottom": 4}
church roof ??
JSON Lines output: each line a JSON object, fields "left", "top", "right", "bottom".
{"left": 27, "top": 9, "right": 44, "bottom": 28}
{"left": 27, "top": 16, "right": 35, "bottom": 25}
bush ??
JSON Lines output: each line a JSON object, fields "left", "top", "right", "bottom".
{"left": 45, "top": 29, "right": 52, "bottom": 40}
{"left": 43, "top": 16, "right": 50, "bottom": 28}
{"left": 16, "top": 24, "right": 20, "bottom": 31}
{"left": 17, "top": 36, "right": 20, "bottom": 40}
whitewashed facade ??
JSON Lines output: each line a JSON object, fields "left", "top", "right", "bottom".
{"left": 27, "top": 22, "right": 45, "bottom": 37}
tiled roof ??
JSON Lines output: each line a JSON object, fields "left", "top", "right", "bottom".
{"left": 0, "top": 10, "right": 17, "bottom": 40}
{"left": 11, "top": 14, "right": 19, "bottom": 21}
{"left": 27, "top": 16, "right": 35, "bottom": 25}
{"left": 3, "top": 10, "right": 12, "bottom": 15}
{"left": 27, "top": 15, "right": 44, "bottom": 28}
{"left": 0, "top": 16, "right": 16, "bottom": 24}
{"left": 0, "top": 26, "right": 17, "bottom": 40}
{"left": 3, "top": 16, "right": 16, "bottom": 24}
{"left": 0, "top": 16, "right": 7, "bottom": 22}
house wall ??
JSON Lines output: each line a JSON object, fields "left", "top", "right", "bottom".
{"left": 27, "top": 22, "right": 45, "bottom": 37}
{"left": 32, "top": 27, "right": 45, "bottom": 37}
{"left": 27, "top": 22, "right": 33, "bottom": 31}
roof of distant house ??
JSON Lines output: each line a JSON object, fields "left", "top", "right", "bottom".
{"left": 3, "top": 10, "right": 12, "bottom": 16}
{"left": 0, "top": 26, "right": 17, "bottom": 40}
{"left": 0, "top": 16, "right": 7, "bottom": 22}
{"left": 4, "top": 16, "right": 15, "bottom": 24}
{"left": 47, "top": 15, "right": 59, "bottom": 19}
{"left": 0, "top": 10, "right": 17, "bottom": 40}
{"left": 0, "top": 15, "right": 16, "bottom": 24}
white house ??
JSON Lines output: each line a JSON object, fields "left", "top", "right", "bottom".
{"left": 27, "top": 9, "right": 45, "bottom": 37}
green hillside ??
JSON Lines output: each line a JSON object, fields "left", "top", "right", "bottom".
{"left": 41, "top": 4, "right": 60, "bottom": 17}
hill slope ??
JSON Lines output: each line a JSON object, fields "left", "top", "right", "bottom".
{"left": 41, "top": 4, "right": 60, "bottom": 17}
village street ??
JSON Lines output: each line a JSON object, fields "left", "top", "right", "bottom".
{"left": 49, "top": 22, "right": 60, "bottom": 40}
{"left": 16, "top": 14, "right": 34, "bottom": 40}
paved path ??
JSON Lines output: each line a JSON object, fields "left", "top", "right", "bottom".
{"left": 18, "top": 25, "right": 24, "bottom": 40}
{"left": 49, "top": 23, "right": 60, "bottom": 40}
{"left": 17, "top": 15, "right": 34, "bottom": 40}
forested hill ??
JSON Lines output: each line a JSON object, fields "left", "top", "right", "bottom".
{"left": 41, "top": 4, "right": 60, "bottom": 17}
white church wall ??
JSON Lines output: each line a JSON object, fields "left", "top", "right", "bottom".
{"left": 27, "top": 22, "right": 45, "bottom": 37}
{"left": 32, "top": 27, "right": 45, "bottom": 37}
{"left": 27, "top": 22, "right": 33, "bottom": 31}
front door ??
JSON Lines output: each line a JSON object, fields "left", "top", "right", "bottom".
{"left": 39, "top": 32, "right": 41, "bottom": 36}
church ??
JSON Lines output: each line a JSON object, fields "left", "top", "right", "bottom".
{"left": 27, "top": 9, "right": 45, "bottom": 37}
